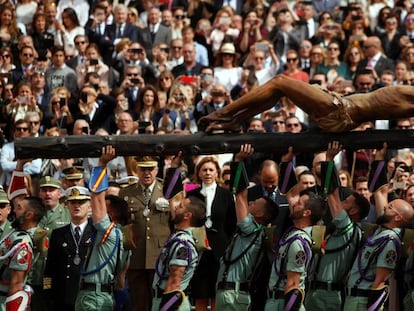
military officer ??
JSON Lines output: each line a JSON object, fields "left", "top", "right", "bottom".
{"left": 0, "top": 195, "right": 45, "bottom": 311}
{"left": 75, "top": 146, "right": 127, "bottom": 311}
{"left": 0, "top": 190, "right": 12, "bottom": 240}
{"left": 343, "top": 143, "right": 414, "bottom": 311}
{"left": 305, "top": 141, "right": 370, "bottom": 311}
{"left": 119, "top": 156, "right": 171, "bottom": 311}
{"left": 215, "top": 144, "right": 278, "bottom": 311}
{"left": 62, "top": 166, "right": 85, "bottom": 189}
{"left": 43, "top": 183, "right": 95, "bottom": 311}
{"left": 151, "top": 154, "right": 206, "bottom": 311}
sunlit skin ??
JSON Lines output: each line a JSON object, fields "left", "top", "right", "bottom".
{"left": 39, "top": 187, "right": 61, "bottom": 209}
{"left": 0, "top": 203, "right": 11, "bottom": 225}
{"left": 137, "top": 166, "right": 158, "bottom": 187}
{"left": 198, "top": 162, "right": 218, "bottom": 185}
{"left": 67, "top": 199, "right": 90, "bottom": 224}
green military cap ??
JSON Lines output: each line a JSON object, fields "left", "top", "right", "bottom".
{"left": 66, "top": 186, "right": 91, "bottom": 201}
{"left": 39, "top": 176, "right": 62, "bottom": 189}
{"left": 0, "top": 190, "right": 9, "bottom": 204}
{"left": 134, "top": 156, "right": 159, "bottom": 168}
{"left": 116, "top": 176, "right": 139, "bottom": 188}
{"left": 62, "top": 166, "right": 84, "bottom": 180}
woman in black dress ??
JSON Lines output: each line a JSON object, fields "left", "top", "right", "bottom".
{"left": 188, "top": 156, "right": 236, "bottom": 311}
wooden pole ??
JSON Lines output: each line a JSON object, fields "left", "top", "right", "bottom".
{"left": 14, "top": 130, "right": 414, "bottom": 159}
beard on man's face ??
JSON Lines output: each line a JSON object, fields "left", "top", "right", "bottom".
{"left": 11, "top": 215, "right": 25, "bottom": 229}
{"left": 376, "top": 214, "right": 393, "bottom": 226}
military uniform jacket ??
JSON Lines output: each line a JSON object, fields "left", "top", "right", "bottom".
{"left": 0, "top": 230, "right": 33, "bottom": 294}
{"left": 82, "top": 214, "right": 125, "bottom": 284}
{"left": 152, "top": 228, "right": 198, "bottom": 291}
{"left": 120, "top": 179, "right": 171, "bottom": 269}
{"left": 268, "top": 226, "right": 312, "bottom": 291}
{"left": 0, "top": 220, "right": 12, "bottom": 241}
{"left": 347, "top": 227, "right": 401, "bottom": 290}
{"left": 43, "top": 221, "right": 95, "bottom": 305}
{"left": 38, "top": 204, "right": 71, "bottom": 236}
{"left": 316, "top": 210, "right": 362, "bottom": 283}
{"left": 217, "top": 214, "right": 264, "bottom": 283}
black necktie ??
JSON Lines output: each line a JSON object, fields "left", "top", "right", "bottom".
{"left": 75, "top": 226, "right": 81, "bottom": 243}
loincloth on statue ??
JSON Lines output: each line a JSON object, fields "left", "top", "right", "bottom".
{"left": 311, "top": 86, "right": 357, "bottom": 132}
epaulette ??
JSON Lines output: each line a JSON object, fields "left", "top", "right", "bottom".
{"left": 33, "top": 228, "right": 49, "bottom": 257}
{"left": 191, "top": 227, "right": 211, "bottom": 252}
{"left": 311, "top": 225, "right": 326, "bottom": 255}
{"left": 120, "top": 224, "right": 136, "bottom": 250}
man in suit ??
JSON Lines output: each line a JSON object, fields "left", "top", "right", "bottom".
{"left": 119, "top": 156, "right": 171, "bottom": 311}
{"left": 66, "top": 35, "right": 89, "bottom": 71}
{"left": 194, "top": 83, "right": 230, "bottom": 122}
{"left": 298, "top": 1, "right": 318, "bottom": 42}
{"left": 43, "top": 186, "right": 95, "bottom": 311}
{"left": 106, "top": 4, "right": 138, "bottom": 46}
{"left": 172, "top": 42, "right": 203, "bottom": 77}
{"left": 11, "top": 45, "right": 36, "bottom": 84}
{"left": 139, "top": 7, "right": 171, "bottom": 59}
{"left": 356, "top": 36, "right": 395, "bottom": 77}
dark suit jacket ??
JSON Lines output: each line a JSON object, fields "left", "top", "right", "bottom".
{"left": 172, "top": 62, "right": 203, "bottom": 78}
{"left": 106, "top": 22, "right": 138, "bottom": 43}
{"left": 44, "top": 221, "right": 95, "bottom": 308}
{"left": 187, "top": 186, "right": 236, "bottom": 259}
{"left": 139, "top": 24, "right": 172, "bottom": 59}
{"left": 356, "top": 55, "right": 395, "bottom": 77}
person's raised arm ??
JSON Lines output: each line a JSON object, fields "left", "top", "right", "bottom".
{"left": 372, "top": 143, "right": 389, "bottom": 217}
{"left": 324, "top": 141, "right": 343, "bottom": 218}
{"left": 233, "top": 144, "right": 254, "bottom": 223}
{"left": 90, "top": 145, "right": 115, "bottom": 224}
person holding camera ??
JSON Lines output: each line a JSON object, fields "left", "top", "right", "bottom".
{"left": 76, "top": 43, "right": 110, "bottom": 89}
{"left": 159, "top": 84, "right": 197, "bottom": 134}
{"left": 194, "top": 83, "right": 230, "bottom": 122}
{"left": 72, "top": 85, "right": 115, "bottom": 134}
{"left": 237, "top": 10, "right": 266, "bottom": 54}
{"left": 120, "top": 65, "right": 145, "bottom": 112}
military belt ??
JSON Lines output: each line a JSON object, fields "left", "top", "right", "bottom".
{"left": 153, "top": 286, "right": 188, "bottom": 298}
{"left": 346, "top": 287, "right": 370, "bottom": 297}
{"left": 311, "top": 280, "right": 343, "bottom": 291}
{"left": 217, "top": 281, "right": 249, "bottom": 292}
{"left": 79, "top": 282, "right": 113, "bottom": 294}
{"left": 269, "top": 289, "right": 284, "bottom": 299}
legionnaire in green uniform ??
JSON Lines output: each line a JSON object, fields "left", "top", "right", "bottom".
{"left": 151, "top": 157, "right": 206, "bottom": 310}
{"left": 75, "top": 146, "right": 127, "bottom": 311}
{"left": 343, "top": 144, "right": 414, "bottom": 311}
{"left": 215, "top": 144, "right": 278, "bottom": 311}
{"left": 0, "top": 190, "right": 12, "bottom": 240}
{"left": 265, "top": 187, "right": 326, "bottom": 311}
{"left": 305, "top": 141, "right": 370, "bottom": 311}
{"left": 0, "top": 196, "right": 46, "bottom": 311}
{"left": 8, "top": 160, "right": 71, "bottom": 310}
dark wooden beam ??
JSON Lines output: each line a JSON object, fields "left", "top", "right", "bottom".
{"left": 14, "top": 130, "right": 414, "bottom": 159}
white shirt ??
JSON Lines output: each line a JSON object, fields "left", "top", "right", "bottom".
{"left": 71, "top": 221, "right": 88, "bottom": 237}
{"left": 200, "top": 182, "right": 217, "bottom": 218}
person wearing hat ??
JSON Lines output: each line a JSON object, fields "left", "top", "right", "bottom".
{"left": 213, "top": 42, "right": 242, "bottom": 93}
{"left": 75, "top": 146, "right": 127, "bottom": 311}
{"left": 8, "top": 163, "right": 71, "bottom": 311}
{"left": 0, "top": 190, "right": 12, "bottom": 240}
{"left": 62, "top": 166, "right": 85, "bottom": 189}
{"left": 119, "top": 155, "right": 171, "bottom": 311}
{"left": 43, "top": 185, "right": 95, "bottom": 311}
{"left": 171, "top": 42, "right": 203, "bottom": 78}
